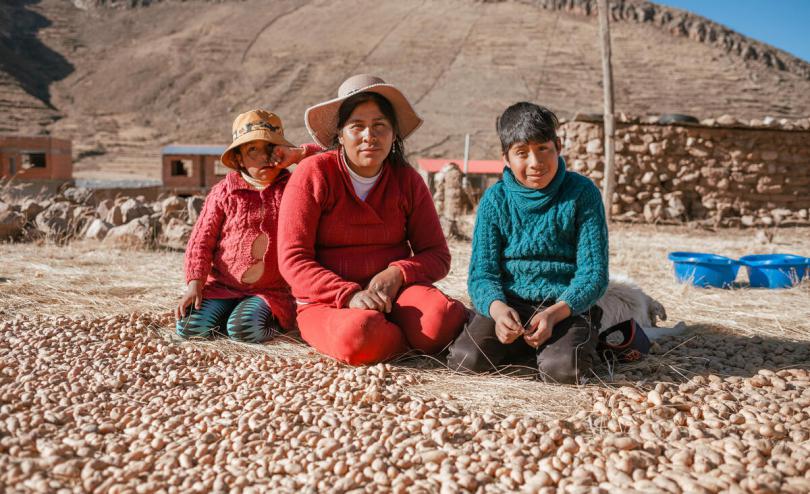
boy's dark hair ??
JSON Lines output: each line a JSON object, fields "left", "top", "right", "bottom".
{"left": 496, "top": 102, "right": 559, "bottom": 154}
{"left": 333, "top": 91, "right": 409, "bottom": 168}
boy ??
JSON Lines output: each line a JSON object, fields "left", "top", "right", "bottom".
{"left": 447, "top": 102, "right": 609, "bottom": 384}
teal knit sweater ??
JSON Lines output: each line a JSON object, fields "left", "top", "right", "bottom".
{"left": 469, "top": 157, "right": 609, "bottom": 317}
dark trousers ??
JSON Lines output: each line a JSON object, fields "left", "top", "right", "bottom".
{"left": 447, "top": 296, "right": 602, "bottom": 384}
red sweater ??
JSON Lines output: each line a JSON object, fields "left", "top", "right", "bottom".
{"left": 278, "top": 150, "right": 450, "bottom": 308}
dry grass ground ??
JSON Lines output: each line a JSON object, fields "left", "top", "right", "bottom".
{"left": 1, "top": 225, "right": 809, "bottom": 493}
{"left": 2, "top": 225, "right": 808, "bottom": 417}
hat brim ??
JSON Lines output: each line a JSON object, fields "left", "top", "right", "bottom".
{"left": 304, "top": 84, "right": 423, "bottom": 149}
{"left": 220, "top": 130, "right": 296, "bottom": 170}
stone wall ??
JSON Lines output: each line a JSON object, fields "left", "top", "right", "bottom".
{"left": 560, "top": 118, "right": 810, "bottom": 226}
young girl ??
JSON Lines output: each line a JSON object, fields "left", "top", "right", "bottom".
{"left": 175, "top": 109, "right": 319, "bottom": 342}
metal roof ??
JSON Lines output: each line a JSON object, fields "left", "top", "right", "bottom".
{"left": 161, "top": 145, "right": 226, "bottom": 156}
{"left": 417, "top": 159, "right": 504, "bottom": 174}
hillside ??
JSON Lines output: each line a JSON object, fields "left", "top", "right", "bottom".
{"left": 2, "top": 0, "right": 810, "bottom": 181}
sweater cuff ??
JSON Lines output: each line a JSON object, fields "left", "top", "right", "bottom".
{"left": 558, "top": 293, "right": 587, "bottom": 316}
{"left": 301, "top": 143, "right": 324, "bottom": 159}
{"left": 389, "top": 261, "right": 415, "bottom": 286}
{"left": 186, "top": 269, "right": 209, "bottom": 285}
{"left": 335, "top": 282, "right": 363, "bottom": 309}
{"left": 476, "top": 289, "right": 506, "bottom": 319}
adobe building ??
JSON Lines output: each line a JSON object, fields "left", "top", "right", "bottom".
{"left": 0, "top": 136, "right": 73, "bottom": 182}
{"left": 417, "top": 158, "right": 504, "bottom": 194}
{"left": 161, "top": 144, "right": 228, "bottom": 194}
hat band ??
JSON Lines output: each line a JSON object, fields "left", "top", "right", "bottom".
{"left": 233, "top": 121, "right": 281, "bottom": 140}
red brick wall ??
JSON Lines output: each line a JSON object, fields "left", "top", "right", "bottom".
{"left": 0, "top": 136, "right": 72, "bottom": 180}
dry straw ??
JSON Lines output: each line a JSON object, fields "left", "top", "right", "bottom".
{"left": 2, "top": 224, "right": 808, "bottom": 418}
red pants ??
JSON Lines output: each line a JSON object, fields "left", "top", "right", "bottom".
{"left": 297, "top": 284, "right": 468, "bottom": 365}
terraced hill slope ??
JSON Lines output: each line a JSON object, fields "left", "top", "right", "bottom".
{"left": 2, "top": 0, "right": 809, "bottom": 181}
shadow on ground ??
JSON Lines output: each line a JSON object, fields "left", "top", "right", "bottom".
{"left": 391, "top": 325, "right": 810, "bottom": 385}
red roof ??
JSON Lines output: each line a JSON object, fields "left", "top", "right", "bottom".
{"left": 417, "top": 159, "right": 504, "bottom": 174}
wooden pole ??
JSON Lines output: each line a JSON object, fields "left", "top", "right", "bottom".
{"left": 463, "top": 133, "right": 470, "bottom": 175}
{"left": 597, "top": 0, "right": 616, "bottom": 223}
{"left": 462, "top": 133, "right": 471, "bottom": 189}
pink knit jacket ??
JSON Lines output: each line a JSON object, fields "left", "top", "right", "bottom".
{"left": 184, "top": 170, "right": 296, "bottom": 329}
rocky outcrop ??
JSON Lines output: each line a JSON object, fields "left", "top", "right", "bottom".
{"left": 513, "top": 0, "right": 810, "bottom": 80}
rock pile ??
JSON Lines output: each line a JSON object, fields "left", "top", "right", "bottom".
{"left": 433, "top": 163, "right": 475, "bottom": 240}
{"left": 0, "top": 187, "right": 199, "bottom": 249}
{"left": 0, "top": 313, "right": 808, "bottom": 492}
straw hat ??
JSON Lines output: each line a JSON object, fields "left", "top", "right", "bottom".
{"left": 220, "top": 109, "right": 295, "bottom": 169}
{"left": 304, "top": 74, "right": 423, "bottom": 148}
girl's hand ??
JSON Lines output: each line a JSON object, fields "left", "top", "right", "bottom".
{"left": 489, "top": 300, "right": 522, "bottom": 344}
{"left": 524, "top": 301, "right": 571, "bottom": 348}
{"left": 347, "top": 289, "right": 388, "bottom": 312}
{"left": 176, "top": 280, "right": 203, "bottom": 320}
{"left": 366, "top": 266, "right": 404, "bottom": 313}
{"left": 272, "top": 146, "right": 307, "bottom": 169}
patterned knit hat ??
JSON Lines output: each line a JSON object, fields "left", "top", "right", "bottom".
{"left": 220, "top": 109, "right": 296, "bottom": 169}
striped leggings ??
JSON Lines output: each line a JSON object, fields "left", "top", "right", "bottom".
{"left": 176, "top": 296, "right": 280, "bottom": 343}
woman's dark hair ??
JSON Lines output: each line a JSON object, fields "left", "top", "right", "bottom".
{"left": 496, "top": 102, "right": 559, "bottom": 154}
{"left": 333, "top": 91, "right": 409, "bottom": 168}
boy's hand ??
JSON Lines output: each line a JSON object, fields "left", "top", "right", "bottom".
{"left": 176, "top": 280, "right": 203, "bottom": 320}
{"left": 272, "top": 146, "right": 307, "bottom": 169}
{"left": 524, "top": 301, "right": 571, "bottom": 348}
{"left": 366, "top": 266, "right": 404, "bottom": 313}
{"left": 347, "top": 289, "right": 388, "bottom": 312}
{"left": 490, "top": 300, "right": 522, "bottom": 344}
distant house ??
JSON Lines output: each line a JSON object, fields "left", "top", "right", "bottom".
{"left": 416, "top": 159, "right": 505, "bottom": 192}
{"left": 0, "top": 136, "right": 73, "bottom": 182}
{"left": 161, "top": 144, "right": 228, "bottom": 194}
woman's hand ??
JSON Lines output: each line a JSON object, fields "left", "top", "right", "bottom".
{"left": 272, "top": 146, "right": 307, "bottom": 169}
{"left": 366, "top": 266, "right": 404, "bottom": 313}
{"left": 176, "top": 280, "right": 203, "bottom": 320}
{"left": 524, "top": 301, "right": 571, "bottom": 348}
{"left": 489, "top": 300, "right": 522, "bottom": 344}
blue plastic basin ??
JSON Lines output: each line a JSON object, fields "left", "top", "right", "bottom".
{"left": 668, "top": 252, "right": 740, "bottom": 288}
{"left": 739, "top": 254, "right": 808, "bottom": 289}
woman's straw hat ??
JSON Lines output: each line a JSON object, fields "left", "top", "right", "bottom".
{"left": 304, "top": 74, "right": 423, "bottom": 148}
{"left": 220, "top": 109, "right": 295, "bottom": 169}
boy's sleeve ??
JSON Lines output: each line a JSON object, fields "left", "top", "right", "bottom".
{"left": 468, "top": 191, "right": 507, "bottom": 318}
{"left": 389, "top": 171, "right": 451, "bottom": 285}
{"left": 557, "top": 183, "right": 609, "bottom": 314}
{"left": 184, "top": 187, "right": 226, "bottom": 283}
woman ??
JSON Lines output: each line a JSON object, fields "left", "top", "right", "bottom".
{"left": 278, "top": 74, "right": 467, "bottom": 365}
